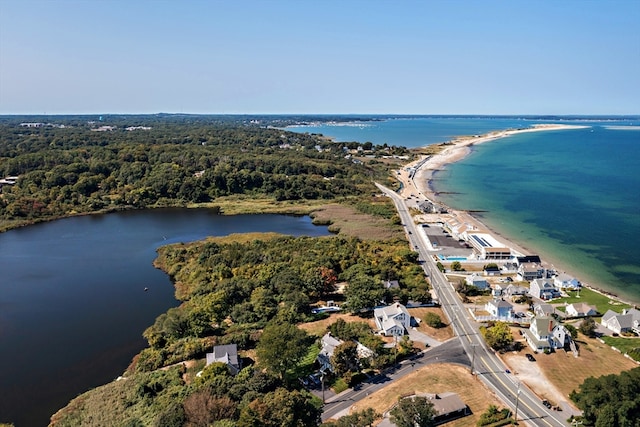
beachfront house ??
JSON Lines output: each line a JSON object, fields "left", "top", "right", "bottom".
{"left": 524, "top": 316, "right": 571, "bottom": 352}
{"left": 516, "top": 255, "right": 542, "bottom": 265}
{"left": 601, "top": 308, "right": 640, "bottom": 335}
{"left": 467, "top": 233, "right": 512, "bottom": 260}
{"left": 565, "top": 303, "right": 597, "bottom": 317}
{"left": 518, "top": 262, "right": 545, "bottom": 282}
{"left": 554, "top": 273, "right": 581, "bottom": 290}
{"left": 206, "top": 344, "right": 242, "bottom": 375}
{"left": 465, "top": 274, "right": 489, "bottom": 291}
{"left": 529, "top": 279, "right": 560, "bottom": 300}
{"left": 374, "top": 303, "right": 411, "bottom": 336}
{"left": 485, "top": 299, "right": 514, "bottom": 319}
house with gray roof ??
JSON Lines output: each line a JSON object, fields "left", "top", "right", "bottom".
{"left": 566, "top": 303, "right": 597, "bottom": 317}
{"left": 601, "top": 308, "right": 640, "bottom": 335}
{"left": 465, "top": 274, "right": 489, "bottom": 290}
{"left": 533, "top": 302, "right": 556, "bottom": 318}
{"left": 485, "top": 298, "right": 514, "bottom": 319}
{"left": 524, "top": 316, "right": 571, "bottom": 352}
{"left": 206, "top": 344, "right": 241, "bottom": 375}
{"left": 517, "top": 262, "right": 545, "bottom": 281}
{"left": 554, "top": 273, "right": 581, "bottom": 290}
{"left": 374, "top": 303, "right": 411, "bottom": 336}
{"left": 529, "top": 279, "right": 560, "bottom": 300}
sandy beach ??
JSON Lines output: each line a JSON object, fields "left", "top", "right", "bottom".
{"left": 414, "top": 124, "right": 588, "bottom": 199}
{"left": 401, "top": 123, "right": 637, "bottom": 304}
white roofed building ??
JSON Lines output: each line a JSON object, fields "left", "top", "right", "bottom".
{"left": 374, "top": 303, "right": 411, "bottom": 336}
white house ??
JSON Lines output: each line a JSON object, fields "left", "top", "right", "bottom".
{"left": 524, "top": 316, "right": 571, "bottom": 352}
{"left": 485, "top": 299, "right": 514, "bottom": 318}
{"left": 317, "top": 333, "right": 375, "bottom": 372}
{"left": 601, "top": 308, "right": 640, "bottom": 335}
{"left": 374, "top": 303, "right": 411, "bottom": 336}
{"left": 554, "top": 273, "right": 581, "bottom": 290}
{"left": 517, "top": 262, "right": 545, "bottom": 282}
{"left": 505, "top": 284, "right": 528, "bottom": 297}
{"left": 465, "top": 274, "right": 489, "bottom": 290}
{"left": 565, "top": 303, "right": 597, "bottom": 317}
{"left": 529, "top": 279, "right": 560, "bottom": 300}
{"left": 206, "top": 344, "right": 242, "bottom": 375}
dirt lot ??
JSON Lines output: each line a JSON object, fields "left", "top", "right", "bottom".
{"left": 503, "top": 334, "right": 639, "bottom": 414}
{"left": 407, "top": 307, "right": 455, "bottom": 342}
{"left": 349, "top": 364, "right": 504, "bottom": 427}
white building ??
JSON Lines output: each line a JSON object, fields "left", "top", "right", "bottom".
{"left": 467, "top": 233, "right": 511, "bottom": 260}
{"left": 565, "top": 303, "right": 597, "bottom": 317}
{"left": 554, "top": 273, "right": 581, "bottom": 290}
{"left": 374, "top": 303, "right": 411, "bottom": 336}
{"left": 524, "top": 316, "right": 571, "bottom": 352}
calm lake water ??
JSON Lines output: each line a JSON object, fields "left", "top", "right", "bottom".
{"left": 0, "top": 209, "right": 330, "bottom": 426}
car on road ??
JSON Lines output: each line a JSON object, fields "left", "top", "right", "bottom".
{"left": 526, "top": 353, "right": 536, "bottom": 362}
{"left": 542, "top": 399, "right": 552, "bottom": 408}
{"left": 505, "top": 369, "right": 511, "bottom": 374}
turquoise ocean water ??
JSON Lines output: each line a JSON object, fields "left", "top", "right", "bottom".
{"left": 287, "top": 118, "right": 640, "bottom": 304}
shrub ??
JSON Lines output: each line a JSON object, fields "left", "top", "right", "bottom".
{"left": 424, "top": 312, "right": 445, "bottom": 328}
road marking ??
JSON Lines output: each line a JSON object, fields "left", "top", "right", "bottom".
{"left": 487, "top": 361, "right": 558, "bottom": 427}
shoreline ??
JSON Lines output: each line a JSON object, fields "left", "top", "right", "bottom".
{"left": 407, "top": 124, "right": 640, "bottom": 307}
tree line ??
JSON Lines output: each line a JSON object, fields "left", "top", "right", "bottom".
{"left": 0, "top": 116, "right": 409, "bottom": 228}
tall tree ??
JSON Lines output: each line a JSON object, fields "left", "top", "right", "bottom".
{"left": 256, "top": 321, "right": 309, "bottom": 380}
{"left": 389, "top": 396, "right": 436, "bottom": 427}
{"left": 237, "top": 388, "right": 321, "bottom": 427}
{"left": 331, "top": 341, "right": 360, "bottom": 377}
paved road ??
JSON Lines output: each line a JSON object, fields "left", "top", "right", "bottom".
{"left": 376, "top": 183, "right": 569, "bottom": 427}
{"left": 321, "top": 339, "right": 467, "bottom": 422}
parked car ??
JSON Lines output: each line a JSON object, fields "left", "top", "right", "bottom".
{"left": 526, "top": 353, "right": 536, "bottom": 362}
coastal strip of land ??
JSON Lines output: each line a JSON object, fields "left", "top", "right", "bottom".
{"left": 403, "top": 123, "right": 639, "bottom": 306}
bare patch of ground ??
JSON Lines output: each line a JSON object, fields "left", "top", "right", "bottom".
{"left": 349, "top": 363, "right": 504, "bottom": 427}
{"left": 298, "top": 313, "right": 368, "bottom": 337}
{"left": 502, "top": 335, "right": 639, "bottom": 414}
{"left": 407, "top": 307, "right": 455, "bottom": 341}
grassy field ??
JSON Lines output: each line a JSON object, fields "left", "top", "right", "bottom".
{"left": 407, "top": 307, "right": 455, "bottom": 342}
{"left": 601, "top": 336, "right": 640, "bottom": 359}
{"left": 309, "top": 203, "right": 403, "bottom": 240}
{"left": 530, "top": 336, "right": 638, "bottom": 399}
{"left": 347, "top": 364, "right": 504, "bottom": 427}
{"left": 552, "top": 287, "right": 632, "bottom": 314}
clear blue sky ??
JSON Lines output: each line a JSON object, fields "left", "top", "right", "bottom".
{"left": 1, "top": 0, "right": 638, "bottom": 115}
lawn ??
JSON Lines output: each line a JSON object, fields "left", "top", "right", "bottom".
{"left": 552, "top": 287, "right": 631, "bottom": 314}
{"left": 347, "top": 364, "right": 504, "bottom": 427}
{"left": 533, "top": 336, "right": 639, "bottom": 399}
{"left": 601, "top": 336, "right": 640, "bottom": 360}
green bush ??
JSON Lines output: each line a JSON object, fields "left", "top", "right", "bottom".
{"left": 423, "top": 312, "right": 445, "bottom": 328}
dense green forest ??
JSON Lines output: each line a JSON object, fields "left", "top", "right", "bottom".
{"left": 570, "top": 367, "right": 640, "bottom": 426}
{"left": 0, "top": 115, "right": 409, "bottom": 230}
{"left": 51, "top": 233, "right": 431, "bottom": 426}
